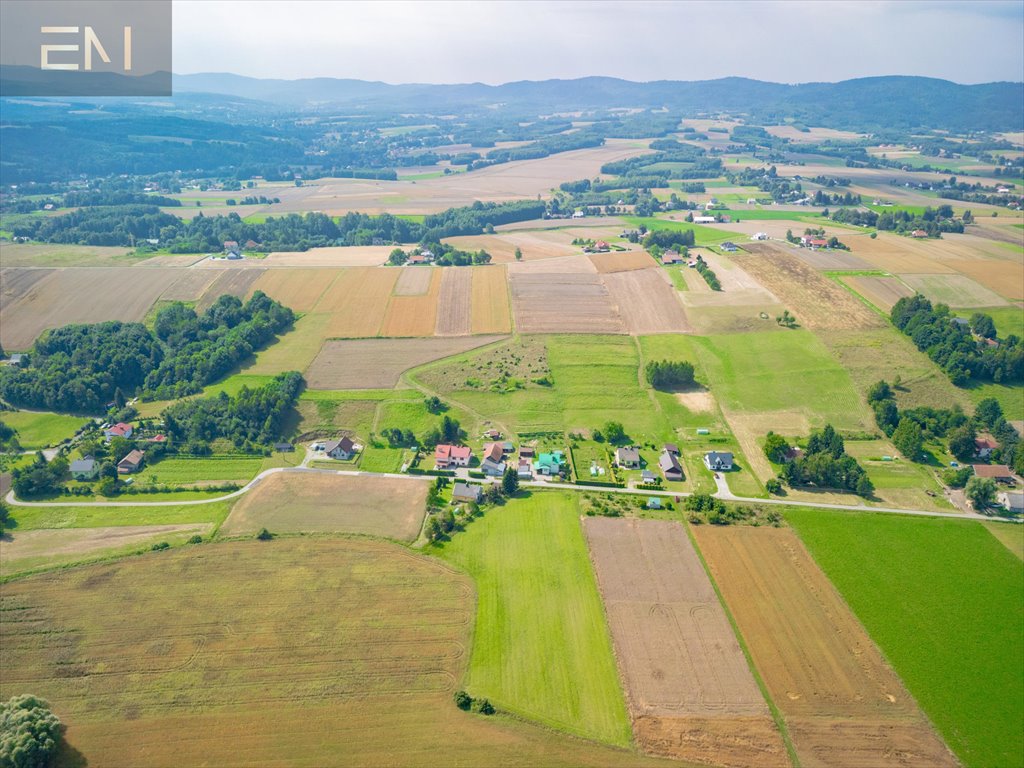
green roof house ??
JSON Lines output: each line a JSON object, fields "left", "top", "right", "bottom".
{"left": 533, "top": 451, "right": 565, "bottom": 476}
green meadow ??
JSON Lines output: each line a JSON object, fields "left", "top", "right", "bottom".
{"left": 429, "top": 491, "right": 632, "bottom": 746}
{"left": 787, "top": 509, "right": 1024, "bottom": 768}
{"left": 1, "top": 411, "right": 87, "bottom": 449}
{"left": 8, "top": 501, "right": 234, "bottom": 531}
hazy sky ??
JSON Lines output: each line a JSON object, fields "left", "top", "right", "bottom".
{"left": 173, "top": 0, "right": 1023, "bottom": 84}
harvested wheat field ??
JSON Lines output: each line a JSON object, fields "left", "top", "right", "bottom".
{"left": 589, "top": 251, "right": 657, "bottom": 273}
{"left": 842, "top": 275, "right": 915, "bottom": 311}
{"left": 195, "top": 268, "right": 267, "bottom": 311}
{"left": 305, "top": 335, "right": 507, "bottom": 389}
{"left": 394, "top": 266, "right": 435, "bottom": 295}
{"left": 0, "top": 242, "right": 134, "bottom": 268}
{"left": 0, "top": 539, "right": 663, "bottom": 768}
{"left": 510, "top": 272, "right": 624, "bottom": 334}
{"left": 159, "top": 269, "right": 221, "bottom": 302}
{"left": 584, "top": 518, "right": 786, "bottom": 768}
{"left": 507, "top": 254, "right": 597, "bottom": 274}
{"left": 221, "top": 472, "right": 427, "bottom": 540}
{"left": 381, "top": 268, "right": 442, "bottom": 336}
{"left": 316, "top": 267, "right": 399, "bottom": 337}
{"left": 845, "top": 233, "right": 957, "bottom": 274}
{"left": 262, "top": 245, "right": 395, "bottom": 267}
{"left": 603, "top": 268, "right": 691, "bottom": 334}
{"left": 0, "top": 267, "right": 177, "bottom": 351}
{"left": 792, "top": 248, "right": 874, "bottom": 271}
{"left": 695, "top": 526, "right": 958, "bottom": 768}
{"left": 946, "top": 258, "right": 1024, "bottom": 301}
{"left": 249, "top": 268, "right": 341, "bottom": 311}
{"left": 444, "top": 231, "right": 581, "bottom": 263}
{"left": 436, "top": 268, "right": 473, "bottom": 334}
{"left": 901, "top": 273, "right": 1009, "bottom": 308}
{"left": 471, "top": 265, "right": 512, "bottom": 334}
{"left": 735, "top": 245, "right": 884, "bottom": 330}
{"left": 0, "top": 268, "right": 54, "bottom": 311}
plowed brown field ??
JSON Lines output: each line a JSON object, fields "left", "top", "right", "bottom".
{"left": 603, "top": 268, "right": 692, "bottom": 334}
{"left": 584, "top": 518, "right": 786, "bottom": 768}
{"left": 510, "top": 272, "right": 623, "bottom": 333}
{"left": 735, "top": 244, "right": 884, "bottom": 330}
{"left": 695, "top": 526, "right": 957, "bottom": 768}
{"left": 436, "top": 268, "right": 473, "bottom": 335}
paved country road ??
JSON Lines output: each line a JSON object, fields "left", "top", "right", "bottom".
{"left": 5, "top": 464, "right": 1008, "bottom": 523}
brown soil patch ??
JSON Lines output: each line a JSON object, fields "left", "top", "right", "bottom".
{"left": 510, "top": 272, "right": 623, "bottom": 334}
{"left": 315, "top": 267, "right": 399, "bottom": 337}
{"left": 436, "top": 268, "right": 473, "bottom": 335}
{"left": 159, "top": 269, "right": 221, "bottom": 302}
{"left": 249, "top": 268, "right": 341, "bottom": 311}
{"left": 0, "top": 268, "right": 54, "bottom": 312}
{"left": 380, "top": 268, "right": 442, "bottom": 336}
{"left": 735, "top": 244, "right": 884, "bottom": 330}
{"left": 195, "top": 268, "right": 267, "bottom": 311}
{"left": 675, "top": 388, "right": 716, "bottom": 413}
{"left": 695, "top": 526, "right": 958, "bottom": 768}
{"left": 842, "top": 275, "right": 914, "bottom": 312}
{"left": 589, "top": 251, "right": 656, "bottom": 273}
{"left": 946, "top": 258, "right": 1024, "bottom": 301}
{"left": 305, "top": 335, "right": 507, "bottom": 389}
{"left": 221, "top": 472, "right": 429, "bottom": 540}
{"left": 584, "top": 518, "right": 785, "bottom": 767}
{"left": 603, "top": 268, "right": 691, "bottom": 334}
{"left": 0, "top": 267, "right": 179, "bottom": 351}
{"left": 262, "top": 245, "right": 393, "bottom": 267}
{"left": 394, "top": 266, "right": 435, "bottom": 296}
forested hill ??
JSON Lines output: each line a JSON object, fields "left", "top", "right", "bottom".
{"left": 172, "top": 74, "right": 1024, "bottom": 132}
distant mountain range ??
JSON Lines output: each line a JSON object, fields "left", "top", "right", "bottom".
{"left": 172, "top": 73, "right": 1024, "bottom": 132}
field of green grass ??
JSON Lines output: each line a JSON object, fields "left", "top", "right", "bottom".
{"left": 1, "top": 410, "right": 87, "bottom": 449}
{"left": 965, "top": 380, "right": 1024, "bottom": 422}
{"left": 953, "top": 306, "right": 1024, "bottom": 340}
{"left": 357, "top": 446, "right": 409, "bottom": 473}
{"left": 621, "top": 215, "right": 743, "bottom": 246}
{"left": 429, "top": 491, "right": 632, "bottom": 746}
{"left": 786, "top": 509, "right": 1024, "bottom": 768}
{"left": 7, "top": 500, "right": 234, "bottom": 531}
{"left": 135, "top": 456, "right": 264, "bottom": 485}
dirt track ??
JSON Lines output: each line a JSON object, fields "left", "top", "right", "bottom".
{"left": 584, "top": 517, "right": 787, "bottom": 767}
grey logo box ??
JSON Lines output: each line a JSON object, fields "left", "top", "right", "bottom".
{"left": 0, "top": 0, "right": 171, "bottom": 96}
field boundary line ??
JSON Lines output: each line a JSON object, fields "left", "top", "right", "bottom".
{"left": 682, "top": 520, "right": 801, "bottom": 768}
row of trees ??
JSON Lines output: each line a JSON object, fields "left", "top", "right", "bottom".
{"left": 0, "top": 293, "right": 294, "bottom": 413}
{"left": 387, "top": 244, "right": 491, "bottom": 267}
{"left": 829, "top": 205, "right": 966, "bottom": 237}
{"left": 891, "top": 295, "right": 1022, "bottom": 385}
{"left": 644, "top": 360, "right": 696, "bottom": 390}
{"left": 772, "top": 425, "right": 874, "bottom": 497}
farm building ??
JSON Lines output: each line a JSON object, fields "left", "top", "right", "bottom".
{"left": 223, "top": 240, "right": 241, "bottom": 256}
{"left": 481, "top": 442, "right": 506, "bottom": 476}
{"left": 435, "top": 444, "right": 472, "bottom": 468}
{"left": 274, "top": 442, "right": 295, "bottom": 452}
{"left": 641, "top": 469, "right": 657, "bottom": 484}
{"left": 704, "top": 451, "right": 734, "bottom": 471}
{"left": 519, "top": 446, "right": 536, "bottom": 459}
{"left": 782, "top": 447, "right": 804, "bottom": 462}
{"left": 911, "top": 229, "right": 928, "bottom": 238}
{"left": 70, "top": 458, "right": 98, "bottom": 481}
{"left": 646, "top": 497, "right": 662, "bottom": 509}
{"left": 659, "top": 450, "right": 683, "bottom": 481}
{"left": 974, "top": 435, "right": 998, "bottom": 459}
{"left": 693, "top": 216, "right": 717, "bottom": 224}
{"left": 451, "top": 483, "right": 482, "bottom": 504}
{"left": 972, "top": 464, "right": 1015, "bottom": 483}
{"left": 664, "top": 443, "right": 679, "bottom": 455}
{"left": 517, "top": 460, "right": 533, "bottom": 479}
{"left": 998, "top": 491, "right": 1024, "bottom": 514}
{"left": 615, "top": 446, "right": 641, "bottom": 468}
{"left": 325, "top": 437, "right": 357, "bottom": 460}
{"left": 117, "top": 450, "right": 145, "bottom": 474}
{"left": 103, "top": 422, "right": 134, "bottom": 440}
{"left": 661, "top": 250, "right": 683, "bottom": 265}
{"left": 483, "top": 429, "right": 502, "bottom": 440}
{"left": 720, "top": 242, "right": 738, "bottom": 252}
{"left": 533, "top": 451, "right": 565, "bottom": 476}
{"left": 7, "top": 353, "right": 24, "bottom": 366}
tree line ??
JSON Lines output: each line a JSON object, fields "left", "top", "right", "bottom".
{"left": 769, "top": 424, "right": 874, "bottom": 497}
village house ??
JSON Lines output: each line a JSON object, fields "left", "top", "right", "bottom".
{"left": 481, "top": 442, "right": 506, "bottom": 476}
{"left": 483, "top": 429, "right": 502, "bottom": 440}
{"left": 704, "top": 451, "right": 734, "bottom": 471}
{"left": 594, "top": 240, "right": 610, "bottom": 252}
{"left": 663, "top": 443, "right": 679, "bottom": 455}
{"left": 104, "top": 422, "right": 134, "bottom": 440}
{"left": 519, "top": 446, "right": 536, "bottom": 459}
{"left": 659, "top": 450, "right": 683, "bottom": 481}
{"left": 972, "top": 464, "right": 1015, "bottom": 483}
{"left": 615, "top": 446, "right": 641, "bottom": 469}
{"left": 325, "top": 436, "right": 357, "bottom": 460}
{"left": 533, "top": 451, "right": 564, "bottom": 476}
{"left": 661, "top": 250, "right": 683, "bottom": 265}
{"left": 910, "top": 229, "right": 929, "bottom": 238}
{"left": 974, "top": 434, "right": 998, "bottom": 459}
{"left": 223, "top": 240, "right": 241, "bottom": 256}
{"left": 641, "top": 469, "right": 657, "bottom": 484}
{"left": 117, "top": 449, "right": 145, "bottom": 474}
{"left": 70, "top": 458, "right": 98, "bottom": 481}
{"left": 435, "top": 444, "right": 472, "bottom": 468}
{"left": 451, "top": 482, "right": 482, "bottom": 504}
{"left": 7, "top": 353, "right": 24, "bottom": 366}
{"left": 517, "top": 459, "right": 533, "bottom": 480}
{"left": 997, "top": 491, "right": 1024, "bottom": 515}
{"left": 646, "top": 497, "right": 662, "bottom": 510}
{"left": 720, "top": 242, "right": 738, "bottom": 253}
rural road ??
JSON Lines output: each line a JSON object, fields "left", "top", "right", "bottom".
{"left": 5, "top": 465, "right": 1005, "bottom": 523}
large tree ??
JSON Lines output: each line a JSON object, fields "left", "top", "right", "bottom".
{"left": 0, "top": 695, "right": 62, "bottom": 768}
{"left": 892, "top": 418, "right": 924, "bottom": 461}
{"left": 965, "top": 476, "right": 997, "bottom": 510}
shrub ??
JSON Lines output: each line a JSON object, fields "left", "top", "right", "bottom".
{"left": 765, "top": 478, "right": 782, "bottom": 494}
{"left": 453, "top": 690, "right": 472, "bottom": 710}
{"left": 474, "top": 698, "right": 495, "bottom": 715}
{"left": 256, "top": 528, "right": 273, "bottom": 541}
{"left": 187, "top": 534, "right": 203, "bottom": 544}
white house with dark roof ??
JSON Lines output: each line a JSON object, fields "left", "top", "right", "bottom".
{"left": 703, "top": 451, "right": 734, "bottom": 471}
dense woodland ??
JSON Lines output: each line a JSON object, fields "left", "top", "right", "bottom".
{"left": 890, "top": 296, "right": 1023, "bottom": 385}
{"left": 0, "top": 293, "right": 294, "bottom": 413}
{"left": 830, "top": 205, "right": 966, "bottom": 236}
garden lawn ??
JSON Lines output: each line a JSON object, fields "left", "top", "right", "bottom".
{"left": 430, "top": 491, "right": 632, "bottom": 746}
{"left": 786, "top": 509, "right": 1024, "bottom": 768}
{"left": 135, "top": 456, "right": 264, "bottom": 485}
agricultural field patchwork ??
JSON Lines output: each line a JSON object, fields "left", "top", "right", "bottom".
{"left": 786, "top": 510, "right": 1024, "bottom": 768}
{"left": 901, "top": 273, "right": 1009, "bottom": 308}
{"left": 695, "top": 525, "right": 959, "bottom": 768}
{"left": 194, "top": 267, "right": 268, "bottom": 310}
{"left": 583, "top": 517, "right": 787, "bottom": 767}
{"left": 603, "top": 268, "right": 692, "bottom": 334}
{"left": 510, "top": 272, "right": 624, "bottom": 334}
